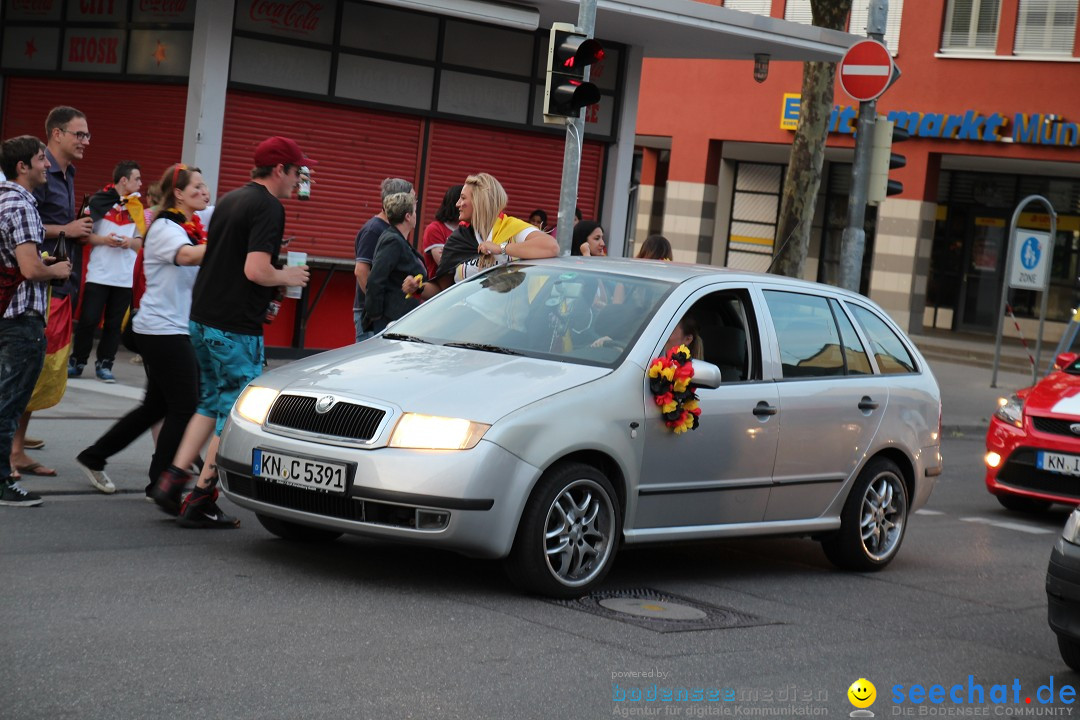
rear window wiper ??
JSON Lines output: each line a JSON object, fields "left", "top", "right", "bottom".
{"left": 443, "top": 342, "right": 522, "bottom": 356}
{"left": 381, "top": 333, "right": 433, "bottom": 344}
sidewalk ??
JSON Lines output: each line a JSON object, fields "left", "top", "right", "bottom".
{"left": 14, "top": 334, "right": 1051, "bottom": 497}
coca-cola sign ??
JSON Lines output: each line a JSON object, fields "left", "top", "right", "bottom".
{"left": 236, "top": 0, "right": 335, "bottom": 44}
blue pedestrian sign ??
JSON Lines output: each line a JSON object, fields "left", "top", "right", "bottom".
{"left": 1009, "top": 230, "right": 1051, "bottom": 290}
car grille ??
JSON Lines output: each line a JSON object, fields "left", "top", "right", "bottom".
{"left": 266, "top": 394, "right": 386, "bottom": 442}
{"left": 998, "top": 448, "right": 1080, "bottom": 502}
{"left": 1032, "top": 416, "right": 1080, "bottom": 439}
{"left": 226, "top": 472, "right": 363, "bottom": 521}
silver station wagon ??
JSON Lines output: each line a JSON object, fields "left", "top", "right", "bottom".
{"left": 217, "top": 258, "right": 942, "bottom": 597}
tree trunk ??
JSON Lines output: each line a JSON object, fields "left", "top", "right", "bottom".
{"left": 772, "top": 0, "right": 852, "bottom": 279}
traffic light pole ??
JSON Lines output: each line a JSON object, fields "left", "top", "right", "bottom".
{"left": 556, "top": 0, "right": 597, "bottom": 256}
{"left": 838, "top": 0, "right": 888, "bottom": 293}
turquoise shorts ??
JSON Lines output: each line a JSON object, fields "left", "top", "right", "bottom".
{"left": 189, "top": 321, "right": 265, "bottom": 435}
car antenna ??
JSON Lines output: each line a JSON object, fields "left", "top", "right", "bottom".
{"left": 765, "top": 218, "right": 804, "bottom": 275}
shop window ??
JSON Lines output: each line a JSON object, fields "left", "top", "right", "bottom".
{"left": 1014, "top": 0, "right": 1078, "bottom": 55}
{"left": 727, "top": 163, "right": 783, "bottom": 271}
{"left": 723, "top": 0, "right": 773, "bottom": 16}
{"left": 941, "top": 0, "right": 1001, "bottom": 52}
{"left": 784, "top": 0, "right": 814, "bottom": 25}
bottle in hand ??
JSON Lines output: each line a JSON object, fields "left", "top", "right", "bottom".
{"left": 50, "top": 232, "right": 69, "bottom": 286}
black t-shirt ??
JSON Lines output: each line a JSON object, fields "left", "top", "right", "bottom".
{"left": 190, "top": 182, "right": 284, "bottom": 336}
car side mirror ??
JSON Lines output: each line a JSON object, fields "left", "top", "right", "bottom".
{"left": 691, "top": 359, "right": 722, "bottom": 389}
{"left": 1054, "top": 352, "right": 1078, "bottom": 372}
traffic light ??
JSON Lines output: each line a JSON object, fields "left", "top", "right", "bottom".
{"left": 868, "top": 117, "right": 908, "bottom": 205}
{"left": 543, "top": 22, "right": 604, "bottom": 124}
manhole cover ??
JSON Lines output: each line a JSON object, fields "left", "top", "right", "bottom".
{"left": 552, "top": 588, "right": 778, "bottom": 633}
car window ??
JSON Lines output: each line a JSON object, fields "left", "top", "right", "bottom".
{"left": 763, "top": 290, "right": 845, "bottom": 379}
{"left": 388, "top": 264, "right": 673, "bottom": 367}
{"left": 848, "top": 304, "right": 917, "bottom": 374}
{"left": 830, "top": 299, "right": 872, "bottom": 375}
{"left": 680, "top": 289, "right": 758, "bottom": 382}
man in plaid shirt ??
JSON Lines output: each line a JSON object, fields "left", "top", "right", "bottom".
{"left": 0, "top": 135, "right": 72, "bottom": 507}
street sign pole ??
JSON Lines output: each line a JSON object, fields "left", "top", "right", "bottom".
{"left": 556, "top": 0, "right": 597, "bottom": 255}
{"left": 838, "top": 1, "right": 889, "bottom": 293}
{"left": 991, "top": 195, "right": 1058, "bottom": 387}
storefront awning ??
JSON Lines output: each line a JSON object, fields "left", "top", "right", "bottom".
{"left": 367, "top": 0, "right": 861, "bottom": 62}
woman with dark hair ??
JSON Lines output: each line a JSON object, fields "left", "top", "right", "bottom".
{"left": 637, "top": 234, "right": 673, "bottom": 261}
{"left": 420, "top": 184, "right": 461, "bottom": 280}
{"left": 75, "top": 163, "right": 209, "bottom": 500}
{"left": 571, "top": 220, "right": 606, "bottom": 256}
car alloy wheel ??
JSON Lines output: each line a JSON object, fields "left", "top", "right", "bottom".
{"left": 822, "top": 457, "right": 908, "bottom": 571}
{"left": 506, "top": 462, "right": 620, "bottom": 598}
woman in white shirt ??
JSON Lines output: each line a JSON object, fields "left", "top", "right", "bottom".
{"left": 75, "top": 164, "right": 208, "bottom": 501}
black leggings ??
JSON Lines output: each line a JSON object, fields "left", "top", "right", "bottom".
{"left": 79, "top": 333, "right": 199, "bottom": 487}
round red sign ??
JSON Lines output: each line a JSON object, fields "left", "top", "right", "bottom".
{"left": 839, "top": 40, "right": 894, "bottom": 102}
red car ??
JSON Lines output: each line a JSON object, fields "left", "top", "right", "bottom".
{"left": 986, "top": 352, "right": 1080, "bottom": 512}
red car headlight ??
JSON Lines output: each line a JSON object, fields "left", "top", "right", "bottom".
{"left": 993, "top": 394, "right": 1023, "bottom": 428}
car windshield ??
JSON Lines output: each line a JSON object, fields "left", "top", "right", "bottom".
{"left": 388, "top": 264, "right": 674, "bottom": 367}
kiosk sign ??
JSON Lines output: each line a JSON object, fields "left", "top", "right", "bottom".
{"left": 1009, "top": 230, "right": 1051, "bottom": 290}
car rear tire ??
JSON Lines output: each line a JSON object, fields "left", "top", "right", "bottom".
{"left": 1058, "top": 636, "right": 1080, "bottom": 672}
{"left": 821, "top": 457, "right": 908, "bottom": 572}
{"left": 996, "top": 494, "right": 1052, "bottom": 513}
{"left": 256, "top": 513, "right": 343, "bottom": 543}
{"left": 505, "top": 462, "right": 620, "bottom": 598}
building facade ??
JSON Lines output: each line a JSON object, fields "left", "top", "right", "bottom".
{"left": 635, "top": 0, "right": 1080, "bottom": 340}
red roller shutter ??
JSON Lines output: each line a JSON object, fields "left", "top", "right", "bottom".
{"left": 220, "top": 91, "right": 424, "bottom": 260}
{"left": 421, "top": 120, "right": 606, "bottom": 231}
{"left": 1, "top": 77, "right": 187, "bottom": 199}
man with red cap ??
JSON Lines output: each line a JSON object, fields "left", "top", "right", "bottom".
{"left": 151, "top": 136, "right": 311, "bottom": 528}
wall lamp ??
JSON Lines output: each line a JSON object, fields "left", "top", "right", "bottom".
{"left": 753, "top": 53, "right": 770, "bottom": 83}
{"left": 365, "top": 0, "right": 540, "bottom": 31}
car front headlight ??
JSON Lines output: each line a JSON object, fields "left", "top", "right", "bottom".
{"left": 235, "top": 386, "right": 279, "bottom": 425}
{"left": 389, "top": 413, "right": 489, "bottom": 450}
{"left": 994, "top": 394, "right": 1024, "bottom": 428}
{"left": 1063, "top": 508, "right": 1080, "bottom": 544}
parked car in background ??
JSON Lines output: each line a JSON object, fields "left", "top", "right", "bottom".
{"left": 215, "top": 258, "right": 942, "bottom": 597}
{"left": 1046, "top": 505, "right": 1080, "bottom": 671}
{"left": 985, "top": 352, "right": 1080, "bottom": 513}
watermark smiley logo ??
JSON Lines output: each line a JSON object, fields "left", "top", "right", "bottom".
{"left": 847, "top": 678, "right": 876, "bottom": 717}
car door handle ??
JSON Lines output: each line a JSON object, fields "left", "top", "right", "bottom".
{"left": 753, "top": 402, "right": 778, "bottom": 417}
{"left": 858, "top": 396, "right": 879, "bottom": 411}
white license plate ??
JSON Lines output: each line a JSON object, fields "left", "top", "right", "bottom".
{"left": 1038, "top": 451, "right": 1080, "bottom": 477}
{"left": 252, "top": 449, "right": 348, "bottom": 494}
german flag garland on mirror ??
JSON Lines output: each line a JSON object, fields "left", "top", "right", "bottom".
{"left": 647, "top": 345, "right": 701, "bottom": 433}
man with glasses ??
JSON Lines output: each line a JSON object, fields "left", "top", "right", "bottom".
{"left": 151, "top": 137, "right": 311, "bottom": 528}
{"left": 8, "top": 106, "right": 113, "bottom": 485}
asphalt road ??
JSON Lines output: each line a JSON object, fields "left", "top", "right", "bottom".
{"left": 2, "top": 427, "right": 1075, "bottom": 718}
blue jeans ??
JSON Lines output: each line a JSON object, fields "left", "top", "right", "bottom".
{"left": 353, "top": 308, "right": 373, "bottom": 343}
{"left": 0, "top": 314, "right": 46, "bottom": 481}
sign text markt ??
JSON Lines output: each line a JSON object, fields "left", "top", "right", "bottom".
{"left": 781, "top": 94, "right": 1079, "bottom": 148}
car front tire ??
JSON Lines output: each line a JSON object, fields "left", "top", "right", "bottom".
{"left": 996, "top": 494, "right": 1052, "bottom": 513}
{"left": 1058, "top": 636, "right": 1080, "bottom": 672}
{"left": 505, "top": 462, "right": 620, "bottom": 598}
{"left": 256, "top": 513, "right": 343, "bottom": 543}
{"left": 821, "top": 457, "right": 908, "bottom": 572}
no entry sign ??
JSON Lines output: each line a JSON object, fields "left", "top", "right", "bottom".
{"left": 839, "top": 39, "right": 894, "bottom": 102}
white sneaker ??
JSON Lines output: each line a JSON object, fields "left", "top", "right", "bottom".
{"left": 77, "top": 460, "right": 116, "bottom": 494}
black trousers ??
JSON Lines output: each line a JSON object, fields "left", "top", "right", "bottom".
{"left": 78, "top": 333, "right": 199, "bottom": 488}
{"left": 72, "top": 282, "right": 132, "bottom": 365}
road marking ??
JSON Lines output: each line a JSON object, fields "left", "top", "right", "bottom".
{"left": 67, "top": 378, "right": 143, "bottom": 401}
{"left": 915, "top": 509, "right": 945, "bottom": 515}
{"left": 959, "top": 516, "right": 1053, "bottom": 534}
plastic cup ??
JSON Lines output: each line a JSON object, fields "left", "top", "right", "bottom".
{"left": 285, "top": 251, "right": 307, "bottom": 299}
